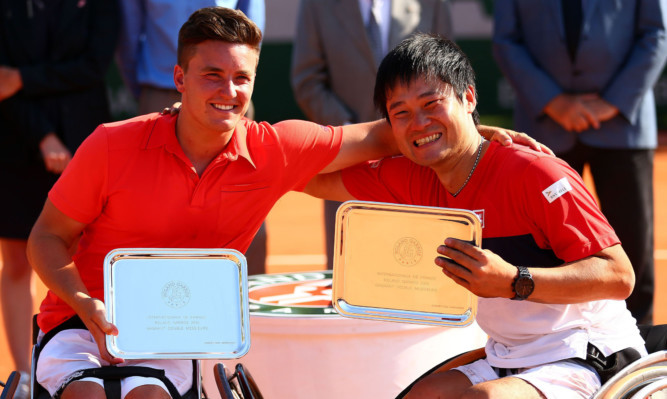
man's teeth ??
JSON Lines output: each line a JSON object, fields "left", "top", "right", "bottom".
{"left": 213, "top": 104, "right": 234, "bottom": 111}
{"left": 414, "top": 133, "right": 441, "bottom": 147}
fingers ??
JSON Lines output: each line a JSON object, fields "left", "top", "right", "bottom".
{"left": 170, "top": 102, "right": 182, "bottom": 116}
{"left": 492, "top": 130, "right": 513, "bottom": 147}
{"left": 538, "top": 142, "right": 555, "bottom": 156}
{"left": 40, "top": 133, "right": 72, "bottom": 173}
{"left": 580, "top": 106, "right": 600, "bottom": 130}
{"left": 517, "top": 133, "right": 540, "bottom": 151}
{"left": 76, "top": 298, "right": 123, "bottom": 364}
{"left": 94, "top": 312, "right": 119, "bottom": 337}
{"left": 519, "top": 134, "right": 554, "bottom": 156}
{"left": 436, "top": 256, "right": 471, "bottom": 288}
{"left": 93, "top": 331, "right": 123, "bottom": 365}
{"left": 43, "top": 151, "right": 72, "bottom": 174}
{"left": 160, "top": 102, "right": 182, "bottom": 116}
{"left": 90, "top": 311, "right": 122, "bottom": 364}
{"left": 441, "top": 237, "right": 479, "bottom": 255}
{"left": 505, "top": 131, "right": 554, "bottom": 156}
{"left": 435, "top": 238, "right": 479, "bottom": 277}
{"left": 578, "top": 93, "right": 600, "bottom": 101}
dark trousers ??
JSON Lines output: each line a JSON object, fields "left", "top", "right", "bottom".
{"left": 559, "top": 141, "right": 655, "bottom": 325}
{"left": 246, "top": 221, "right": 267, "bottom": 275}
{"left": 324, "top": 200, "right": 343, "bottom": 270}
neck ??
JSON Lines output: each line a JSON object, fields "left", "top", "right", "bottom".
{"left": 436, "top": 137, "right": 487, "bottom": 197}
{"left": 175, "top": 111, "right": 234, "bottom": 175}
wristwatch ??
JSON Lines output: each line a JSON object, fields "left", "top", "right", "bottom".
{"left": 511, "top": 266, "right": 534, "bottom": 300}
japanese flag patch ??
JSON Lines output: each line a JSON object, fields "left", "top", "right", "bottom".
{"left": 542, "top": 177, "right": 572, "bottom": 203}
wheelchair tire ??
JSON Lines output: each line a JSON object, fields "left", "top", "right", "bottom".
{"left": 595, "top": 365, "right": 667, "bottom": 399}
{"left": 627, "top": 379, "right": 667, "bottom": 399}
{"left": 0, "top": 371, "right": 21, "bottom": 399}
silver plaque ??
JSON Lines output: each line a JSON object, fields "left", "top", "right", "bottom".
{"left": 333, "top": 201, "right": 480, "bottom": 326}
{"left": 104, "top": 248, "right": 250, "bottom": 359}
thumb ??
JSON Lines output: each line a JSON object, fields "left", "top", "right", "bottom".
{"left": 91, "top": 311, "right": 118, "bottom": 336}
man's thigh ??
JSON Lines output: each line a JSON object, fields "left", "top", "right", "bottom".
{"left": 454, "top": 358, "right": 600, "bottom": 399}
{"left": 36, "top": 329, "right": 193, "bottom": 398}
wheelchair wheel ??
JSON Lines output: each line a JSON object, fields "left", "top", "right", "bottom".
{"left": 627, "top": 378, "right": 667, "bottom": 399}
{"left": 596, "top": 365, "right": 667, "bottom": 399}
{"left": 0, "top": 371, "right": 21, "bottom": 399}
{"left": 594, "top": 351, "right": 667, "bottom": 399}
{"left": 214, "top": 363, "right": 240, "bottom": 399}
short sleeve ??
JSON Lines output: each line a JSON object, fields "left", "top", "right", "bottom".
{"left": 48, "top": 125, "right": 109, "bottom": 224}
{"left": 520, "top": 157, "right": 619, "bottom": 262}
{"left": 341, "top": 156, "right": 419, "bottom": 203}
{"left": 272, "top": 120, "right": 343, "bottom": 191}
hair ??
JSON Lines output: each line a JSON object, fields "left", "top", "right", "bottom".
{"left": 374, "top": 33, "right": 480, "bottom": 125}
{"left": 177, "top": 7, "right": 263, "bottom": 70}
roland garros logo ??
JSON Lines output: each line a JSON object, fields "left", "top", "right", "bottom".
{"left": 393, "top": 237, "right": 423, "bottom": 266}
{"left": 248, "top": 271, "right": 338, "bottom": 316}
{"left": 161, "top": 280, "right": 191, "bottom": 309}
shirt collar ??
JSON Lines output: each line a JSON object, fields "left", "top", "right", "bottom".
{"left": 144, "top": 114, "right": 256, "bottom": 169}
{"left": 218, "top": 119, "right": 257, "bottom": 169}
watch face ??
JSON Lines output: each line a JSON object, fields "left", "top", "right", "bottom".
{"left": 515, "top": 277, "right": 535, "bottom": 297}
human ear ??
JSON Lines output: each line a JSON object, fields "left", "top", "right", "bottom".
{"left": 173, "top": 65, "right": 185, "bottom": 93}
{"left": 464, "top": 85, "right": 477, "bottom": 113}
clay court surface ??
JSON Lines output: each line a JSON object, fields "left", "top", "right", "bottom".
{"left": 1, "top": 142, "right": 666, "bottom": 380}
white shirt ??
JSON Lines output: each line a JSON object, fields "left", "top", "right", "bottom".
{"left": 358, "top": 0, "right": 391, "bottom": 56}
{"left": 478, "top": 297, "right": 647, "bottom": 368}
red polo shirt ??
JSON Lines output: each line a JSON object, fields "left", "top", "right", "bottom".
{"left": 39, "top": 113, "right": 342, "bottom": 332}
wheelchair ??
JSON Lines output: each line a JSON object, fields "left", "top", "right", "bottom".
{"left": 0, "top": 248, "right": 265, "bottom": 399}
{"left": 395, "top": 324, "right": 667, "bottom": 399}
{"left": 0, "top": 336, "right": 264, "bottom": 399}
{"left": 0, "top": 315, "right": 263, "bottom": 399}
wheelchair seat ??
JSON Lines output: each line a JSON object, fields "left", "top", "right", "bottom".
{"left": 6, "top": 248, "right": 254, "bottom": 399}
{"left": 28, "top": 315, "right": 201, "bottom": 399}
{"left": 396, "top": 324, "right": 667, "bottom": 399}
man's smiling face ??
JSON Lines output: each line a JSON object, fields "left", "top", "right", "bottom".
{"left": 386, "top": 76, "right": 477, "bottom": 170}
{"left": 174, "top": 40, "right": 258, "bottom": 137}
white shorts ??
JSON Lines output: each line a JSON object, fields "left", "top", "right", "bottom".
{"left": 454, "top": 358, "right": 601, "bottom": 399}
{"left": 36, "top": 329, "right": 193, "bottom": 398}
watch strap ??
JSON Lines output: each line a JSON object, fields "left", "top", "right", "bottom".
{"left": 512, "top": 265, "right": 533, "bottom": 300}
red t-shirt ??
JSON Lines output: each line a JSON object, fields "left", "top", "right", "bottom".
{"left": 341, "top": 142, "right": 619, "bottom": 264}
{"left": 39, "top": 113, "right": 342, "bottom": 332}
{"left": 341, "top": 143, "right": 640, "bottom": 367}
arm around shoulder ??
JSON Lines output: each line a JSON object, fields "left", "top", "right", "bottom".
{"left": 320, "top": 120, "right": 397, "bottom": 174}
{"left": 304, "top": 172, "right": 356, "bottom": 202}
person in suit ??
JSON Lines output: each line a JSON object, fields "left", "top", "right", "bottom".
{"left": 0, "top": 0, "right": 120, "bottom": 397}
{"left": 492, "top": 0, "right": 667, "bottom": 325}
{"left": 291, "top": 0, "right": 452, "bottom": 269}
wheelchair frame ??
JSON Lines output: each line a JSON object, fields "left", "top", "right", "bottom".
{"left": 394, "top": 324, "right": 667, "bottom": 399}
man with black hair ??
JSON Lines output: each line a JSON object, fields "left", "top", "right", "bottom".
{"left": 306, "top": 33, "right": 646, "bottom": 398}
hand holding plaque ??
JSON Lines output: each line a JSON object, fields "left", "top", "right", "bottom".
{"left": 104, "top": 248, "right": 251, "bottom": 359}
{"left": 332, "top": 201, "right": 480, "bottom": 326}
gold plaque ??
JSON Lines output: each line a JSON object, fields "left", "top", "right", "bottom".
{"left": 332, "top": 201, "right": 480, "bottom": 326}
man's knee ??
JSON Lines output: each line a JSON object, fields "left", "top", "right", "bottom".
{"left": 60, "top": 380, "right": 106, "bottom": 399}
{"left": 406, "top": 371, "right": 471, "bottom": 399}
{"left": 125, "top": 384, "right": 172, "bottom": 399}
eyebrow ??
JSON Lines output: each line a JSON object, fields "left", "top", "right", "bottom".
{"left": 201, "top": 65, "right": 254, "bottom": 75}
{"left": 388, "top": 90, "right": 440, "bottom": 111}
